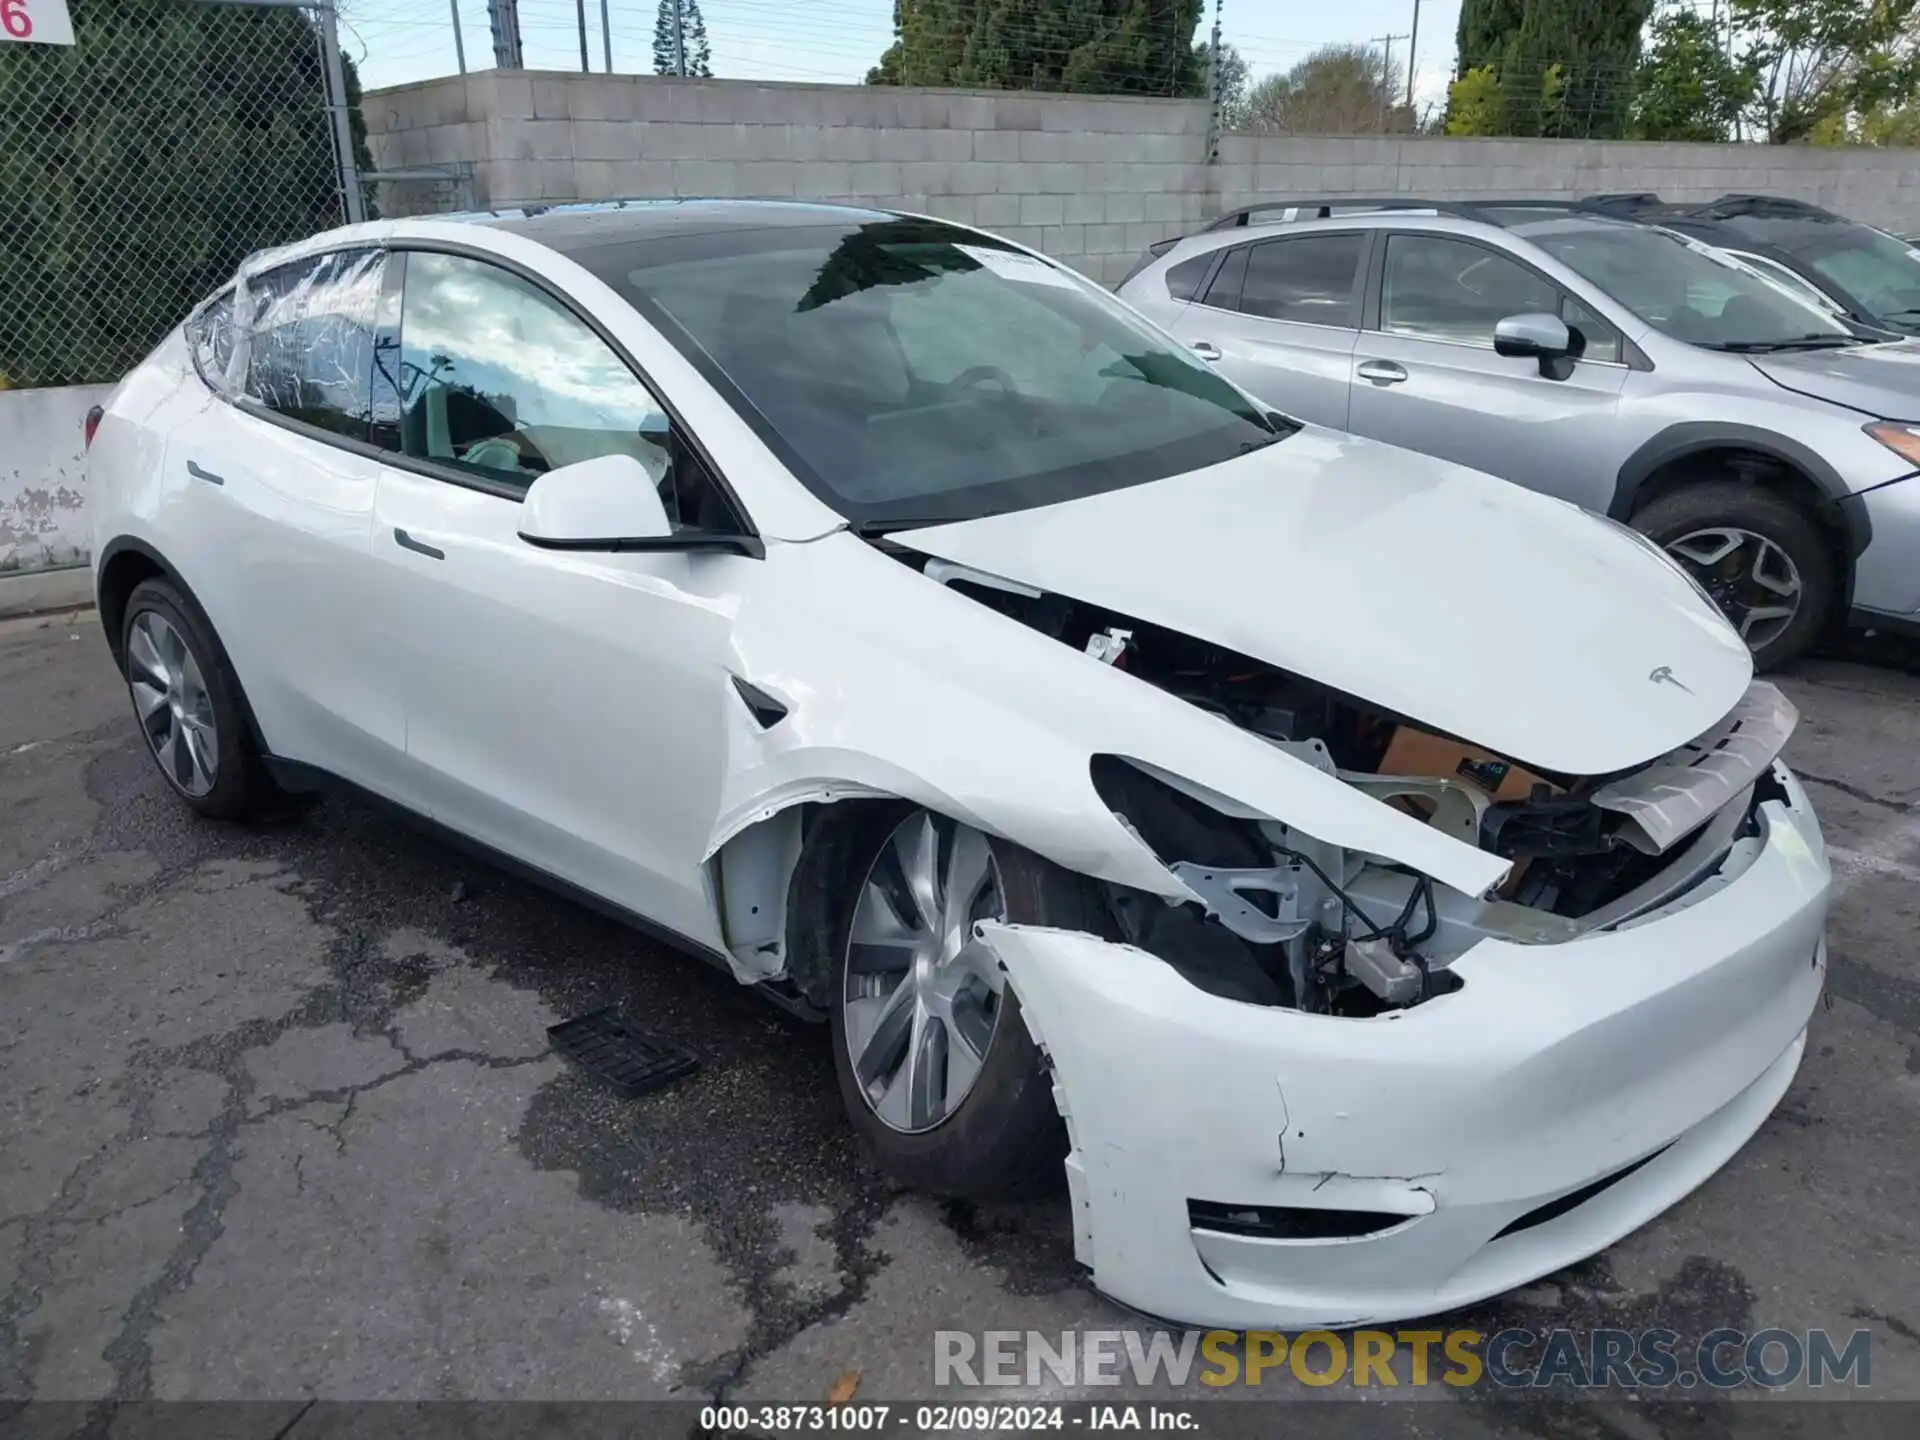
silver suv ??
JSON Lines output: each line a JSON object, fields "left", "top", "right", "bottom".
{"left": 1118, "top": 200, "right": 1920, "bottom": 668}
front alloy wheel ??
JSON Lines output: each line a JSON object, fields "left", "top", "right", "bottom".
{"left": 818, "top": 804, "right": 1106, "bottom": 1199}
{"left": 1630, "top": 482, "right": 1835, "bottom": 671}
{"left": 1664, "top": 526, "right": 1804, "bottom": 653}
{"left": 842, "top": 811, "right": 1008, "bottom": 1134}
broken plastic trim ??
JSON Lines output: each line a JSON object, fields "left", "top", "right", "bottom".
{"left": 1490, "top": 1145, "right": 1672, "bottom": 1240}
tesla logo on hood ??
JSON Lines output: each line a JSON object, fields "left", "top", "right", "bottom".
{"left": 1649, "top": 665, "right": 1695, "bottom": 695}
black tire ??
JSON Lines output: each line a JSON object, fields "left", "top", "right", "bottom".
{"left": 120, "top": 578, "right": 284, "bottom": 820}
{"left": 811, "top": 803, "right": 1107, "bottom": 1201}
{"left": 1630, "top": 482, "right": 1837, "bottom": 672}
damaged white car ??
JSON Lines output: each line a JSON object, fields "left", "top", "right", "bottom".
{"left": 88, "top": 201, "right": 1830, "bottom": 1329}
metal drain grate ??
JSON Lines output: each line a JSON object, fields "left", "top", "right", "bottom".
{"left": 547, "top": 1006, "right": 700, "bottom": 1099}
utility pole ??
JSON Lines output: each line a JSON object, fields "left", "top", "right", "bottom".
{"left": 1204, "top": 0, "right": 1225, "bottom": 163}
{"left": 601, "top": 0, "right": 612, "bottom": 72}
{"left": 317, "top": 2, "right": 366, "bottom": 223}
{"left": 1406, "top": 0, "right": 1420, "bottom": 109}
{"left": 449, "top": 0, "right": 467, "bottom": 74}
{"left": 487, "top": 0, "right": 523, "bottom": 70}
{"left": 575, "top": 0, "right": 589, "bottom": 71}
{"left": 1373, "top": 32, "right": 1409, "bottom": 126}
{"left": 673, "top": 1, "right": 686, "bottom": 76}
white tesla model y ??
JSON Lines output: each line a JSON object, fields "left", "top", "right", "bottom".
{"left": 88, "top": 201, "right": 1828, "bottom": 1328}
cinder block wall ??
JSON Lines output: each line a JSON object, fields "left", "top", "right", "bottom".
{"left": 1210, "top": 134, "right": 1920, "bottom": 233}
{"left": 363, "top": 73, "right": 1213, "bottom": 285}
{"left": 363, "top": 72, "right": 1920, "bottom": 283}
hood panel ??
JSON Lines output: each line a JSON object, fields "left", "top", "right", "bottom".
{"left": 1751, "top": 341, "right": 1920, "bottom": 421}
{"left": 898, "top": 429, "right": 1753, "bottom": 776}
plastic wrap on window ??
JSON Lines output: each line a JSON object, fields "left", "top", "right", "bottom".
{"left": 228, "top": 249, "right": 385, "bottom": 430}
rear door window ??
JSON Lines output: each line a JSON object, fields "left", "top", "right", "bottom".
{"left": 1165, "top": 253, "right": 1215, "bottom": 302}
{"left": 186, "top": 291, "right": 237, "bottom": 390}
{"left": 239, "top": 249, "right": 386, "bottom": 440}
{"left": 1202, "top": 247, "right": 1249, "bottom": 310}
{"left": 1239, "top": 233, "right": 1365, "bottom": 326}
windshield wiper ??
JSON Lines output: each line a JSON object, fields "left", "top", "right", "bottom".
{"left": 850, "top": 517, "right": 954, "bottom": 537}
{"left": 1701, "top": 334, "right": 1863, "bottom": 353}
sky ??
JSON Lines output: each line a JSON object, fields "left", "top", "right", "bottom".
{"left": 342, "top": 1, "right": 1465, "bottom": 116}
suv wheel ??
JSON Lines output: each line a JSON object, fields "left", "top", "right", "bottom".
{"left": 1630, "top": 483, "right": 1835, "bottom": 671}
{"left": 121, "top": 578, "right": 285, "bottom": 819}
{"left": 818, "top": 805, "right": 1105, "bottom": 1200}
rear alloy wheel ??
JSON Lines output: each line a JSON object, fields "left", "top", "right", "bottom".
{"left": 121, "top": 578, "right": 284, "bottom": 820}
{"left": 128, "top": 609, "right": 219, "bottom": 798}
{"left": 1631, "top": 482, "right": 1836, "bottom": 671}
{"left": 823, "top": 805, "right": 1107, "bottom": 1200}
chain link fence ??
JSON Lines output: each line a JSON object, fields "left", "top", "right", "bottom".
{"left": 0, "top": 0, "right": 360, "bottom": 391}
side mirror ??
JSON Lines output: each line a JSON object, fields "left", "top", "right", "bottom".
{"left": 1494, "top": 312, "right": 1581, "bottom": 379}
{"left": 517, "top": 452, "right": 674, "bottom": 551}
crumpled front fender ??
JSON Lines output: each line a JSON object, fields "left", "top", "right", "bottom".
{"left": 704, "top": 535, "right": 1512, "bottom": 900}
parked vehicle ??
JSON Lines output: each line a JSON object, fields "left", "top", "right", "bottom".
{"left": 1119, "top": 198, "right": 1920, "bottom": 668}
{"left": 90, "top": 200, "right": 1828, "bottom": 1329}
{"left": 1584, "top": 193, "right": 1920, "bottom": 338}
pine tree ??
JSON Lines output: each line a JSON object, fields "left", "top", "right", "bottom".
{"left": 1456, "top": 0, "right": 1529, "bottom": 73}
{"left": 868, "top": 1, "right": 1204, "bottom": 96}
{"left": 652, "top": 0, "right": 713, "bottom": 78}
{"left": 1450, "top": 0, "right": 1652, "bottom": 139}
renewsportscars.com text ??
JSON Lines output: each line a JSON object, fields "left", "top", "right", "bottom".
{"left": 935, "top": 1327, "right": 1873, "bottom": 1390}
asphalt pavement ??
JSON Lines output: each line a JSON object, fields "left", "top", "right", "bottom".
{"left": 2, "top": 607, "right": 1918, "bottom": 1436}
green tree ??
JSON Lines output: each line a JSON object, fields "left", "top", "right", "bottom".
{"left": 867, "top": 1, "right": 1205, "bottom": 96}
{"left": 1728, "top": 0, "right": 1920, "bottom": 143}
{"left": 1444, "top": 64, "right": 1507, "bottom": 134}
{"left": 1240, "top": 44, "right": 1415, "bottom": 134}
{"left": 1629, "top": 3, "right": 1758, "bottom": 141}
{"left": 1448, "top": 0, "right": 1653, "bottom": 138}
{"left": 0, "top": 0, "right": 373, "bottom": 389}
{"left": 1196, "top": 39, "right": 1250, "bottom": 121}
{"left": 652, "top": 0, "right": 713, "bottom": 78}
{"left": 1456, "top": 0, "right": 1528, "bottom": 73}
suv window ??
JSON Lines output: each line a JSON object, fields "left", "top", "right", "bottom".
{"left": 186, "top": 290, "right": 236, "bottom": 388}
{"left": 240, "top": 250, "right": 385, "bottom": 438}
{"left": 1240, "top": 234, "right": 1363, "bottom": 325}
{"left": 1202, "top": 246, "right": 1249, "bottom": 309}
{"left": 1560, "top": 294, "right": 1624, "bottom": 365}
{"left": 1165, "top": 253, "right": 1214, "bottom": 302}
{"left": 394, "top": 251, "right": 665, "bottom": 494}
{"left": 1381, "top": 235, "right": 1559, "bottom": 344}
{"left": 1381, "top": 233, "right": 1624, "bottom": 364}
{"left": 1725, "top": 251, "right": 1839, "bottom": 313}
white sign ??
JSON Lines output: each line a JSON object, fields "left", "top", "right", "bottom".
{"left": 957, "top": 244, "right": 1080, "bottom": 291}
{"left": 1, "top": 0, "right": 75, "bottom": 46}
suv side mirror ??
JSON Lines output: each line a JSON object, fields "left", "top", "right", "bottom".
{"left": 1494, "top": 312, "right": 1582, "bottom": 379}
{"left": 518, "top": 453, "right": 673, "bottom": 550}
{"left": 517, "top": 451, "right": 763, "bottom": 557}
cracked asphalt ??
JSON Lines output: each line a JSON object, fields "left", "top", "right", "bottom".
{"left": 2, "top": 608, "right": 1918, "bottom": 1434}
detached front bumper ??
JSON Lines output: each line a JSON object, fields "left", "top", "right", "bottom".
{"left": 984, "top": 765, "right": 1829, "bottom": 1330}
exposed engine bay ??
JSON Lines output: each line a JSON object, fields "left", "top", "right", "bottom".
{"left": 919, "top": 556, "right": 1796, "bottom": 1018}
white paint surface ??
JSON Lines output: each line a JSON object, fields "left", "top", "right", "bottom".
{"left": 1, "top": 384, "right": 108, "bottom": 573}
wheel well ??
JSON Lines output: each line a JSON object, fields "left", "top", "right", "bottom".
{"left": 768, "top": 797, "right": 915, "bottom": 1011}
{"left": 1628, "top": 446, "right": 1852, "bottom": 572}
{"left": 96, "top": 546, "right": 166, "bottom": 670}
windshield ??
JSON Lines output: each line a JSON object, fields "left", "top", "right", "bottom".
{"left": 1796, "top": 227, "right": 1920, "bottom": 324}
{"left": 589, "top": 217, "right": 1285, "bottom": 526}
{"left": 1526, "top": 223, "right": 1856, "bottom": 350}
